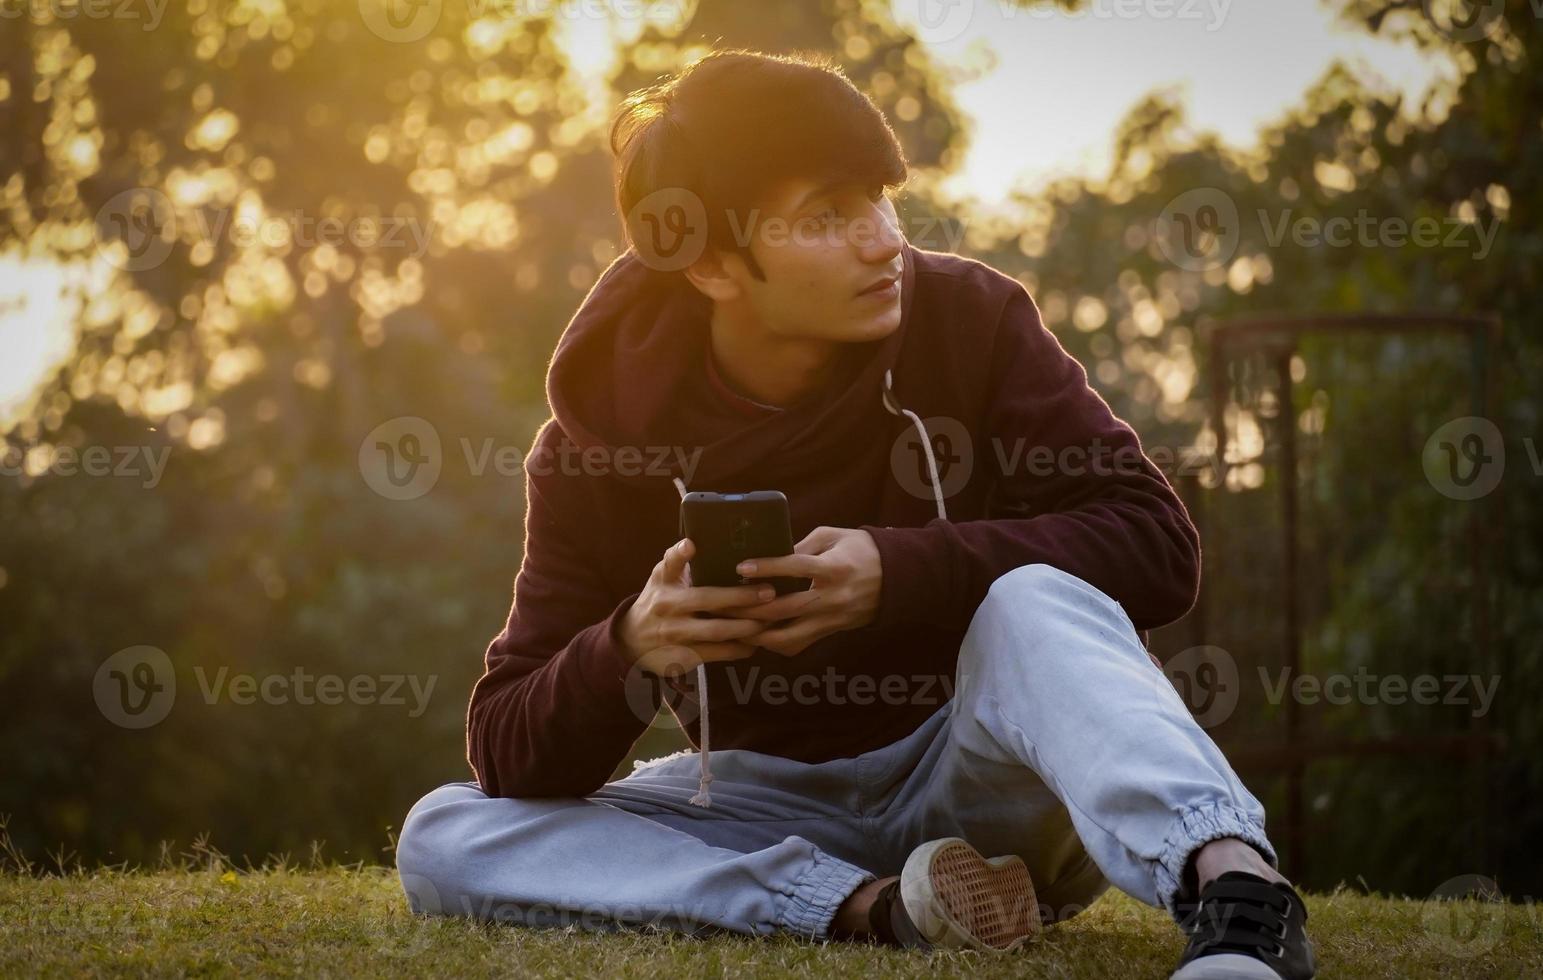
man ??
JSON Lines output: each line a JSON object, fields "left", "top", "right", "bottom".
{"left": 398, "top": 49, "right": 1315, "bottom": 979}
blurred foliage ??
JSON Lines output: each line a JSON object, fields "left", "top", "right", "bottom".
{"left": 959, "top": 0, "right": 1541, "bottom": 896}
{"left": 0, "top": 0, "right": 972, "bottom": 867}
{"left": 0, "top": 0, "right": 1538, "bottom": 899}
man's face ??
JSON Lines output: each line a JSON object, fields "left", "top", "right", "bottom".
{"left": 704, "top": 176, "right": 906, "bottom": 343}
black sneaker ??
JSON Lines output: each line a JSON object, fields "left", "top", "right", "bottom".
{"left": 1172, "top": 871, "right": 1316, "bottom": 978}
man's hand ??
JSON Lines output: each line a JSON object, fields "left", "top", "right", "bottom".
{"left": 620, "top": 538, "right": 769, "bottom": 678}
{"left": 728, "top": 525, "right": 882, "bottom": 657}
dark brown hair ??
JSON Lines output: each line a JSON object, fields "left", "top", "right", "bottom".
{"left": 609, "top": 49, "right": 909, "bottom": 280}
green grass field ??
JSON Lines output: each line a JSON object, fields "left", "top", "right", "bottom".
{"left": 2, "top": 860, "right": 1539, "bottom": 978}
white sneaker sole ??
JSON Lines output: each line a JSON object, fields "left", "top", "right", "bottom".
{"left": 1171, "top": 952, "right": 1285, "bottom": 978}
{"left": 899, "top": 837, "right": 1041, "bottom": 951}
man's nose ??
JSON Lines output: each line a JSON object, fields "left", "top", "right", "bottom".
{"left": 858, "top": 204, "right": 905, "bottom": 260}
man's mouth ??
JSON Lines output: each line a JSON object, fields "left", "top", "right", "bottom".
{"left": 857, "top": 271, "right": 900, "bottom": 297}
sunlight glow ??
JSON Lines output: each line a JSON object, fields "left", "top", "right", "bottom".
{"left": 0, "top": 252, "right": 81, "bottom": 429}
{"left": 916, "top": 0, "right": 1458, "bottom": 203}
{"left": 0, "top": 2, "right": 1463, "bottom": 424}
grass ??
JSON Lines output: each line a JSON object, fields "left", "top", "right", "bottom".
{"left": 3, "top": 852, "right": 1541, "bottom": 979}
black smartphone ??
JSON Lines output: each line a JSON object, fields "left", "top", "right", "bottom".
{"left": 678, "top": 491, "right": 812, "bottom": 596}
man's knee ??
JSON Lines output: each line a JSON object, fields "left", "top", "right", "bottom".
{"left": 975, "top": 564, "right": 1134, "bottom": 636}
{"left": 395, "top": 782, "right": 488, "bottom": 912}
{"left": 987, "top": 562, "right": 1104, "bottom": 606}
{"left": 959, "top": 565, "right": 1143, "bottom": 691}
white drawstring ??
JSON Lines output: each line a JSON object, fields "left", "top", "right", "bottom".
{"left": 672, "top": 475, "right": 715, "bottom": 807}
{"left": 882, "top": 369, "right": 947, "bottom": 521}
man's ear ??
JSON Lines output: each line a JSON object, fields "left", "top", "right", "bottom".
{"left": 682, "top": 249, "right": 744, "bottom": 303}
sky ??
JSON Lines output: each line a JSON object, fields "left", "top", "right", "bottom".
{"left": 899, "top": 0, "right": 1453, "bottom": 202}
{"left": 0, "top": 0, "right": 1454, "bottom": 422}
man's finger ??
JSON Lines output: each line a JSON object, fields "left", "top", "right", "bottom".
{"left": 793, "top": 525, "right": 842, "bottom": 555}
{"left": 661, "top": 537, "right": 693, "bottom": 584}
{"left": 678, "top": 615, "right": 764, "bottom": 644}
{"left": 693, "top": 642, "right": 758, "bottom": 662}
{"left": 719, "top": 589, "right": 823, "bottom": 622}
{"left": 737, "top": 552, "right": 824, "bottom": 579}
{"left": 753, "top": 614, "right": 834, "bottom": 656}
{"left": 678, "top": 583, "right": 777, "bottom": 612}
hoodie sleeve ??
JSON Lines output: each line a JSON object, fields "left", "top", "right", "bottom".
{"left": 466, "top": 425, "right": 656, "bottom": 799}
{"left": 861, "top": 287, "right": 1201, "bottom": 634}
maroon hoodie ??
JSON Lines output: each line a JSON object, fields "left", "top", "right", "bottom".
{"left": 467, "top": 241, "right": 1200, "bottom": 799}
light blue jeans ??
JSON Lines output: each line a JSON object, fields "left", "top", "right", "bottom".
{"left": 396, "top": 564, "right": 1275, "bottom": 939}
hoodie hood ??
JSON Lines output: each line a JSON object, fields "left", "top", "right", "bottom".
{"left": 546, "top": 241, "right": 919, "bottom": 489}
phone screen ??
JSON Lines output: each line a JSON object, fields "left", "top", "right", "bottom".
{"left": 679, "top": 491, "right": 811, "bottom": 595}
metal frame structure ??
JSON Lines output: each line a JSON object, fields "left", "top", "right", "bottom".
{"left": 1192, "top": 312, "right": 1505, "bottom": 881}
